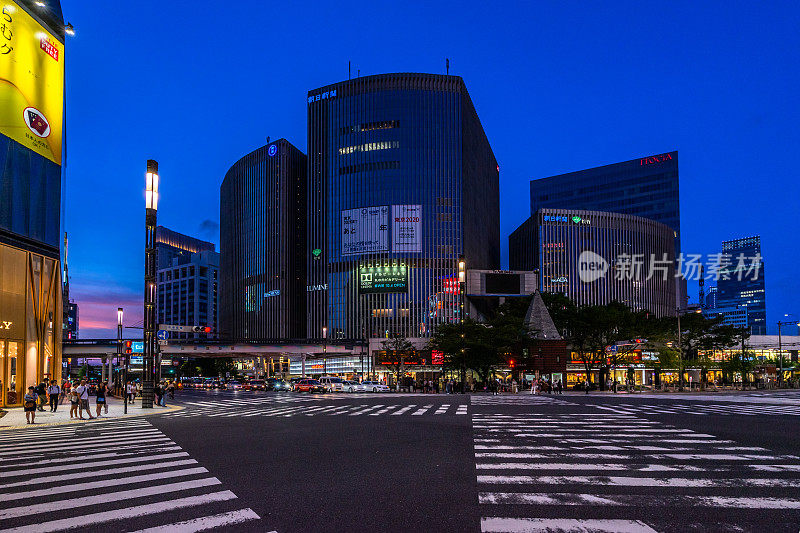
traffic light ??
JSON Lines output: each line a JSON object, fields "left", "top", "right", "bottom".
{"left": 124, "top": 340, "right": 132, "bottom": 354}
{"left": 191, "top": 326, "right": 212, "bottom": 333}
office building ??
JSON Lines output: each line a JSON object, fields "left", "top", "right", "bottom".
{"left": 64, "top": 300, "right": 78, "bottom": 340}
{"left": 703, "top": 304, "right": 748, "bottom": 329}
{"left": 156, "top": 225, "right": 215, "bottom": 269}
{"left": 306, "top": 73, "right": 500, "bottom": 341}
{"left": 220, "top": 140, "right": 307, "bottom": 341}
{"left": 155, "top": 228, "right": 219, "bottom": 340}
{"left": 717, "top": 236, "right": 767, "bottom": 335}
{"left": 705, "top": 286, "right": 718, "bottom": 310}
{"left": 0, "top": 1, "right": 66, "bottom": 407}
{"left": 509, "top": 208, "right": 676, "bottom": 317}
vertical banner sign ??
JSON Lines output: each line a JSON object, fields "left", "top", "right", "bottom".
{"left": 392, "top": 205, "right": 422, "bottom": 252}
{"left": 341, "top": 206, "right": 389, "bottom": 255}
{"left": 0, "top": 2, "right": 64, "bottom": 164}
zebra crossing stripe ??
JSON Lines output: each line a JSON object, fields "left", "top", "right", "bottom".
{"left": 477, "top": 474, "right": 800, "bottom": 488}
{"left": 129, "top": 508, "right": 261, "bottom": 532}
{"left": 457, "top": 405, "right": 468, "bottom": 415}
{"left": 435, "top": 404, "right": 450, "bottom": 414}
{"left": 412, "top": 405, "right": 434, "bottom": 415}
{"left": 479, "top": 492, "right": 800, "bottom": 509}
{"left": 350, "top": 405, "right": 383, "bottom": 416}
{"left": 0, "top": 491, "right": 240, "bottom": 533}
{"left": 0, "top": 451, "right": 190, "bottom": 478}
{"left": 391, "top": 405, "right": 416, "bottom": 415}
{"left": 480, "top": 517, "right": 657, "bottom": 532}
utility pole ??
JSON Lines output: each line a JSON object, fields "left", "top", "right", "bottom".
{"left": 142, "top": 160, "right": 159, "bottom": 408}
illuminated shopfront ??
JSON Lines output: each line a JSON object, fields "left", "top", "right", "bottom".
{"left": 0, "top": 243, "right": 62, "bottom": 406}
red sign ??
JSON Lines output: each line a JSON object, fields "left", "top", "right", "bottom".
{"left": 640, "top": 153, "right": 672, "bottom": 166}
{"left": 40, "top": 37, "right": 59, "bottom": 61}
{"left": 432, "top": 350, "right": 444, "bottom": 365}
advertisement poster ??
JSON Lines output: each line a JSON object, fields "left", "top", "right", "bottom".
{"left": 0, "top": 2, "right": 64, "bottom": 164}
{"left": 392, "top": 204, "right": 422, "bottom": 252}
{"left": 342, "top": 206, "right": 389, "bottom": 255}
{"left": 358, "top": 265, "right": 409, "bottom": 294}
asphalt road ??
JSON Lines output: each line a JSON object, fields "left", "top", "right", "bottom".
{"left": 3, "top": 388, "right": 800, "bottom": 532}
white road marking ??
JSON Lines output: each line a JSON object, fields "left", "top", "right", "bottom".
{"left": 129, "top": 508, "right": 261, "bottom": 532}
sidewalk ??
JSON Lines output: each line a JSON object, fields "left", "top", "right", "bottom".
{"left": 0, "top": 396, "right": 182, "bottom": 429}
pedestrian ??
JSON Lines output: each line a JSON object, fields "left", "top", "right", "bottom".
{"left": 74, "top": 379, "right": 94, "bottom": 420}
{"left": 35, "top": 379, "right": 47, "bottom": 411}
{"left": 48, "top": 380, "right": 60, "bottom": 412}
{"left": 69, "top": 386, "right": 79, "bottom": 419}
{"left": 126, "top": 381, "right": 135, "bottom": 403}
{"left": 556, "top": 380, "right": 563, "bottom": 394}
{"left": 154, "top": 382, "right": 163, "bottom": 407}
{"left": 24, "top": 386, "right": 38, "bottom": 424}
{"left": 95, "top": 382, "right": 108, "bottom": 417}
{"left": 168, "top": 381, "right": 175, "bottom": 400}
{"left": 584, "top": 379, "right": 590, "bottom": 394}
{"left": 512, "top": 379, "right": 518, "bottom": 394}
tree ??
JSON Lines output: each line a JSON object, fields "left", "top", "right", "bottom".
{"left": 380, "top": 333, "right": 414, "bottom": 390}
{"left": 428, "top": 319, "right": 499, "bottom": 388}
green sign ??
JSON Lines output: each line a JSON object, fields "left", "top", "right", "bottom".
{"left": 571, "top": 216, "right": 582, "bottom": 223}
{"left": 312, "top": 248, "right": 322, "bottom": 258}
{"left": 359, "top": 265, "right": 408, "bottom": 294}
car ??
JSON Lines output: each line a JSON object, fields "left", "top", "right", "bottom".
{"left": 342, "top": 380, "right": 365, "bottom": 393}
{"left": 245, "top": 379, "right": 266, "bottom": 391}
{"left": 319, "top": 376, "right": 346, "bottom": 392}
{"left": 228, "top": 380, "right": 244, "bottom": 391}
{"left": 272, "top": 379, "right": 292, "bottom": 392}
{"left": 293, "top": 379, "right": 325, "bottom": 393}
{"left": 361, "top": 381, "right": 390, "bottom": 392}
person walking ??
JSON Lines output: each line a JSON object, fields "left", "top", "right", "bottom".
{"left": 168, "top": 381, "right": 175, "bottom": 400}
{"left": 584, "top": 378, "right": 590, "bottom": 394}
{"left": 48, "top": 381, "right": 60, "bottom": 412}
{"left": 126, "top": 381, "right": 135, "bottom": 403}
{"left": 154, "top": 382, "right": 163, "bottom": 407}
{"left": 35, "top": 380, "right": 47, "bottom": 412}
{"left": 556, "top": 380, "right": 563, "bottom": 395}
{"left": 24, "top": 387, "right": 38, "bottom": 424}
{"left": 74, "top": 379, "right": 94, "bottom": 420}
{"left": 60, "top": 380, "right": 70, "bottom": 404}
{"left": 69, "top": 386, "right": 79, "bottom": 419}
{"left": 95, "top": 382, "right": 108, "bottom": 417}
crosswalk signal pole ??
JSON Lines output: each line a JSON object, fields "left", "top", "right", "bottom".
{"left": 142, "top": 159, "right": 159, "bottom": 409}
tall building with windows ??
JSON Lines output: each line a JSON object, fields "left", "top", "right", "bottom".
{"left": 306, "top": 73, "right": 499, "bottom": 341}
{"left": 64, "top": 300, "right": 78, "bottom": 340}
{"left": 220, "top": 140, "right": 307, "bottom": 341}
{"left": 155, "top": 228, "right": 219, "bottom": 340}
{"left": 717, "top": 236, "right": 766, "bottom": 335}
{"left": 0, "top": 1, "right": 66, "bottom": 407}
{"left": 510, "top": 209, "right": 676, "bottom": 317}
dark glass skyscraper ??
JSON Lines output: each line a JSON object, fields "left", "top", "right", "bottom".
{"left": 529, "top": 152, "right": 680, "bottom": 251}
{"left": 220, "top": 139, "right": 307, "bottom": 341}
{"left": 717, "top": 235, "right": 766, "bottom": 335}
{"left": 306, "top": 73, "right": 499, "bottom": 341}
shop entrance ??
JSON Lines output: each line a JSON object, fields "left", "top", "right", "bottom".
{"left": 0, "top": 340, "right": 21, "bottom": 406}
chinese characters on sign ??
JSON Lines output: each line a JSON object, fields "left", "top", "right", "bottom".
{"left": 341, "top": 206, "right": 389, "bottom": 255}
{"left": 358, "top": 266, "right": 409, "bottom": 294}
{"left": 392, "top": 204, "right": 422, "bottom": 252}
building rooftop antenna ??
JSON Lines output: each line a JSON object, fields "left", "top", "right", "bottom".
{"left": 446, "top": 58, "right": 449, "bottom": 75}
{"left": 348, "top": 60, "right": 351, "bottom": 80}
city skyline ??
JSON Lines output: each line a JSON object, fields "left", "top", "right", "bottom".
{"left": 61, "top": 1, "right": 800, "bottom": 336}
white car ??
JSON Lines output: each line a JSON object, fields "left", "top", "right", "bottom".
{"left": 319, "top": 376, "right": 346, "bottom": 392}
{"left": 361, "top": 381, "right": 390, "bottom": 392}
{"left": 342, "top": 381, "right": 365, "bottom": 393}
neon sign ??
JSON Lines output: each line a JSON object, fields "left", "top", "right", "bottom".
{"left": 307, "top": 89, "right": 337, "bottom": 104}
{"left": 268, "top": 145, "right": 277, "bottom": 157}
{"left": 0, "top": 321, "right": 12, "bottom": 330}
{"left": 640, "top": 153, "right": 673, "bottom": 166}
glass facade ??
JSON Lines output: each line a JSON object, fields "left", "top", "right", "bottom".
{"left": 511, "top": 208, "right": 677, "bottom": 317}
{"left": 306, "top": 73, "right": 499, "bottom": 341}
{"left": 717, "top": 236, "right": 766, "bottom": 335}
{"left": 220, "top": 140, "right": 307, "bottom": 341}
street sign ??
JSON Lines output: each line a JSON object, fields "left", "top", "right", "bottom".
{"left": 157, "top": 330, "right": 168, "bottom": 340}
{"left": 158, "top": 324, "right": 195, "bottom": 333}
{"left": 158, "top": 340, "right": 168, "bottom": 346}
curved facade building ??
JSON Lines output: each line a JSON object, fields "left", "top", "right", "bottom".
{"left": 510, "top": 208, "right": 676, "bottom": 317}
{"left": 220, "top": 139, "right": 307, "bottom": 341}
{"left": 306, "top": 73, "right": 499, "bottom": 341}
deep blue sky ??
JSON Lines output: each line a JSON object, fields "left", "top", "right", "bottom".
{"left": 61, "top": 1, "right": 800, "bottom": 337}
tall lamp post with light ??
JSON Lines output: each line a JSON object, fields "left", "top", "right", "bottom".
{"left": 142, "top": 160, "right": 159, "bottom": 409}
{"left": 778, "top": 314, "right": 799, "bottom": 387}
{"left": 458, "top": 256, "right": 467, "bottom": 393}
{"left": 118, "top": 308, "right": 126, "bottom": 414}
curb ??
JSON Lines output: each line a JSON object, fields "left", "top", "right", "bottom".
{"left": 0, "top": 405, "right": 185, "bottom": 431}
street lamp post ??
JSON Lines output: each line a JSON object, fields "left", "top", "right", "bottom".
{"left": 458, "top": 256, "right": 466, "bottom": 393}
{"left": 118, "top": 308, "right": 126, "bottom": 414}
{"left": 142, "top": 160, "right": 159, "bottom": 409}
{"left": 322, "top": 326, "right": 327, "bottom": 375}
{"left": 777, "top": 315, "right": 800, "bottom": 387}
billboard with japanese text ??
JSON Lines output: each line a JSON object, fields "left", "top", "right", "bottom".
{"left": 341, "top": 206, "right": 389, "bottom": 255}
{"left": 0, "top": 1, "right": 64, "bottom": 164}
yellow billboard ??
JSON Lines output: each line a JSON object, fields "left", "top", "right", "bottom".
{"left": 0, "top": 1, "right": 64, "bottom": 165}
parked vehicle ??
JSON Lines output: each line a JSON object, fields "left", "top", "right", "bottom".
{"left": 245, "top": 379, "right": 266, "bottom": 391}
{"left": 361, "top": 381, "right": 390, "bottom": 392}
{"left": 271, "top": 379, "right": 292, "bottom": 392}
{"left": 293, "top": 379, "right": 325, "bottom": 393}
{"left": 228, "top": 380, "right": 244, "bottom": 391}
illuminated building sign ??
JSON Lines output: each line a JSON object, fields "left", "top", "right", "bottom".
{"left": 544, "top": 215, "right": 590, "bottom": 224}
{"left": 543, "top": 215, "right": 568, "bottom": 223}
{"left": 268, "top": 145, "right": 277, "bottom": 157}
{"left": 307, "top": 89, "right": 337, "bottom": 103}
{"left": 306, "top": 283, "right": 328, "bottom": 292}
{"left": 264, "top": 290, "right": 280, "bottom": 298}
{"left": 551, "top": 276, "right": 568, "bottom": 283}
{"left": 311, "top": 248, "right": 322, "bottom": 258}
{"left": 359, "top": 265, "right": 409, "bottom": 294}
{"left": 0, "top": 321, "right": 12, "bottom": 330}
{"left": 432, "top": 350, "right": 444, "bottom": 365}
{"left": 640, "top": 153, "right": 673, "bottom": 166}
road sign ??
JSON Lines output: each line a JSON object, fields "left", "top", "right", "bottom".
{"left": 158, "top": 324, "right": 195, "bottom": 333}
{"left": 158, "top": 340, "right": 168, "bottom": 346}
{"left": 157, "top": 330, "right": 168, "bottom": 340}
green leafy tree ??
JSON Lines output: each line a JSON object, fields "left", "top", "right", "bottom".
{"left": 380, "top": 333, "right": 415, "bottom": 390}
{"left": 428, "top": 319, "right": 499, "bottom": 387}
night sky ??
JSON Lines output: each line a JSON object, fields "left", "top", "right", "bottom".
{"left": 60, "top": 1, "right": 800, "bottom": 338}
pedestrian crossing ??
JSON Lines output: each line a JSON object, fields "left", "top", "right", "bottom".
{"left": 595, "top": 401, "right": 800, "bottom": 417}
{"left": 0, "top": 418, "right": 261, "bottom": 532}
{"left": 470, "top": 394, "right": 571, "bottom": 405}
{"left": 168, "top": 397, "right": 469, "bottom": 418}
{"left": 472, "top": 412, "right": 800, "bottom": 532}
